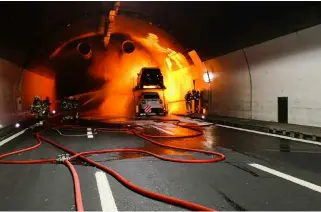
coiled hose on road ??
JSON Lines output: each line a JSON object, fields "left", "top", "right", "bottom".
{"left": 0, "top": 119, "right": 225, "bottom": 211}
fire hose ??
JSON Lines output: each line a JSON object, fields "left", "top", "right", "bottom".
{"left": 0, "top": 119, "right": 225, "bottom": 211}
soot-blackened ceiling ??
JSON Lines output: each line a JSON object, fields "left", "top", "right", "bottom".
{"left": 0, "top": 1, "right": 321, "bottom": 66}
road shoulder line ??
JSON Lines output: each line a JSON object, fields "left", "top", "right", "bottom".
{"left": 0, "top": 129, "right": 26, "bottom": 147}
{"left": 216, "top": 124, "right": 321, "bottom": 146}
{"left": 249, "top": 163, "right": 321, "bottom": 193}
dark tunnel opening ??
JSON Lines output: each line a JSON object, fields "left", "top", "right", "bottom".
{"left": 77, "top": 42, "right": 91, "bottom": 56}
{"left": 122, "top": 40, "right": 135, "bottom": 54}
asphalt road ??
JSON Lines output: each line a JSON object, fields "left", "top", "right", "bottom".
{"left": 1, "top": 116, "right": 321, "bottom": 211}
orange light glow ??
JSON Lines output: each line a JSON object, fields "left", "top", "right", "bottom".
{"left": 88, "top": 40, "right": 155, "bottom": 117}
{"left": 134, "top": 33, "right": 196, "bottom": 113}
{"left": 77, "top": 15, "right": 207, "bottom": 117}
{"left": 21, "top": 68, "right": 56, "bottom": 111}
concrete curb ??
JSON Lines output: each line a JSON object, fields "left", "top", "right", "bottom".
{"left": 176, "top": 114, "right": 321, "bottom": 143}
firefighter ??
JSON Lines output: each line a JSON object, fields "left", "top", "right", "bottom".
{"left": 43, "top": 97, "right": 51, "bottom": 107}
{"left": 30, "top": 96, "right": 42, "bottom": 114}
{"left": 31, "top": 96, "right": 48, "bottom": 119}
{"left": 191, "top": 89, "right": 201, "bottom": 113}
{"left": 185, "top": 91, "right": 192, "bottom": 114}
{"left": 42, "top": 97, "right": 51, "bottom": 116}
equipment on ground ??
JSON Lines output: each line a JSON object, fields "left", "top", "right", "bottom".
{"left": 60, "top": 96, "right": 80, "bottom": 121}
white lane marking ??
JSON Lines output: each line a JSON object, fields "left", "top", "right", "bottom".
{"left": 249, "top": 163, "right": 321, "bottom": 193}
{"left": 152, "top": 125, "right": 174, "bottom": 135}
{"left": 95, "top": 171, "right": 118, "bottom": 212}
{"left": 0, "top": 129, "right": 26, "bottom": 147}
{"left": 216, "top": 124, "right": 321, "bottom": 146}
{"left": 87, "top": 128, "right": 94, "bottom": 138}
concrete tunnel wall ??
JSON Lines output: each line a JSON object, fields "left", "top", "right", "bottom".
{"left": 204, "top": 24, "right": 321, "bottom": 127}
{"left": 0, "top": 58, "right": 56, "bottom": 127}
{"left": 0, "top": 59, "right": 20, "bottom": 126}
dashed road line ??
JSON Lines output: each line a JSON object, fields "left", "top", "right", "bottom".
{"left": 0, "top": 129, "right": 26, "bottom": 147}
{"left": 87, "top": 128, "right": 94, "bottom": 139}
{"left": 95, "top": 171, "right": 118, "bottom": 212}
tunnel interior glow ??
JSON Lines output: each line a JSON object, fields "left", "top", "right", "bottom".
{"left": 49, "top": 14, "right": 205, "bottom": 118}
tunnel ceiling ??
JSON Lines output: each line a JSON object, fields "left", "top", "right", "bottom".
{"left": 1, "top": 1, "right": 321, "bottom": 67}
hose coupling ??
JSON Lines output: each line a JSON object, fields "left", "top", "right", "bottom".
{"left": 56, "top": 153, "right": 71, "bottom": 163}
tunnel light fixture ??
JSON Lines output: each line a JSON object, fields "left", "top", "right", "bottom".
{"left": 203, "top": 72, "right": 215, "bottom": 83}
{"left": 15, "top": 123, "right": 20, "bottom": 128}
{"left": 143, "top": 85, "right": 158, "bottom": 89}
{"left": 201, "top": 115, "right": 205, "bottom": 119}
{"left": 52, "top": 110, "right": 56, "bottom": 114}
{"left": 0, "top": 124, "right": 3, "bottom": 128}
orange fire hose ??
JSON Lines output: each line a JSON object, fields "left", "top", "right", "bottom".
{"left": 64, "top": 160, "right": 85, "bottom": 212}
{"left": 0, "top": 119, "right": 225, "bottom": 211}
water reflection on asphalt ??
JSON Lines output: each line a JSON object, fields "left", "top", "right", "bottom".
{"left": 119, "top": 124, "right": 217, "bottom": 160}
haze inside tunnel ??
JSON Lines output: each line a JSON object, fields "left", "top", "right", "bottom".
{"left": 88, "top": 36, "right": 156, "bottom": 117}
{"left": 51, "top": 14, "right": 206, "bottom": 118}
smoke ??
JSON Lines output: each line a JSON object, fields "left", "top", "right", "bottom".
{"left": 89, "top": 41, "right": 155, "bottom": 118}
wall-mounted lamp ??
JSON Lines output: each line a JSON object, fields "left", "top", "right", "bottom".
{"left": 203, "top": 72, "right": 215, "bottom": 83}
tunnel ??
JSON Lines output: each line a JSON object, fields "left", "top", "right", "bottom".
{"left": 2, "top": 2, "right": 321, "bottom": 211}
{"left": 0, "top": 1, "right": 320, "bottom": 124}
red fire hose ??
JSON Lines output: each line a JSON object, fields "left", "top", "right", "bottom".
{"left": 64, "top": 159, "right": 84, "bottom": 212}
{"left": 0, "top": 119, "right": 225, "bottom": 211}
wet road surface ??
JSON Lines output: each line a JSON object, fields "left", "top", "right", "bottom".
{"left": 1, "top": 116, "right": 321, "bottom": 211}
